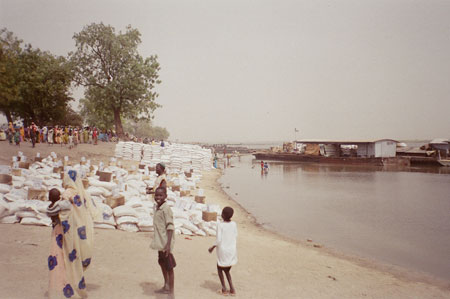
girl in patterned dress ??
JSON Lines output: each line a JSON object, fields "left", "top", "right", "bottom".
{"left": 47, "top": 170, "right": 99, "bottom": 298}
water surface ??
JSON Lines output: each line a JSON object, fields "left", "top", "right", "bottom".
{"left": 219, "top": 156, "right": 450, "bottom": 280}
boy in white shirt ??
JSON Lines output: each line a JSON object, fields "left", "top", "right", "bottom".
{"left": 208, "top": 207, "right": 237, "bottom": 296}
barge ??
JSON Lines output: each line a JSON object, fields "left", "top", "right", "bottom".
{"left": 253, "top": 139, "right": 409, "bottom": 166}
{"left": 253, "top": 152, "right": 388, "bottom": 165}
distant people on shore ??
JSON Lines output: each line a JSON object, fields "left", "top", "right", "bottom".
{"left": 214, "top": 153, "right": 218, "bottom": 168}
{"left": 14, "top": 129, "right": 20, "bottom": 146}
{"left": 5, "top": 124, "right": 120, "bottom": 147}
{"left": 4, "top": 121, "right": 168, "bottom": 147}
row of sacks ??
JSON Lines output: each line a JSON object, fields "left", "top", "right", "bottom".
{"left": 0, "top": 153, "right": 82, "bottom": 226}
{"left": 1, "top": 151, "right": 220, "bottom": 236}
{"left": 115, "top": 142, "right": 213, "bottom": 172}
{"left": 0, "top": 198, "right": 52, "bottom": 226}
{"left": 93, "top": 195, "right": 220, "bottom": 236}
{"left": 88, "top": 164, "right": 203, "bottom": 198}
{"left": 0, "top": 156, "right": 66, "bottom": 224}
{"left": 0, "top": 192, "right": 220, "bottom": 236}
{"left": 87, "top": 167, "right": 222, "bottom": 235}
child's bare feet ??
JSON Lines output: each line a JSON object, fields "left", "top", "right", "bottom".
{"left": 155, "top": 286, "right": 170, "bottom": 294}
{"left": 230, "top": 288, "right": 236, "bottom": 296}
{"left": 217, "top": 288, "right": 229, "bottom": 296}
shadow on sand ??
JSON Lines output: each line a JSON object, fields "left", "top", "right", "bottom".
{"left": 140, "top": 281, "right": 169, "bottom": 298}
{"left": 200, "top": 275, "right": 222, "bottom": 295}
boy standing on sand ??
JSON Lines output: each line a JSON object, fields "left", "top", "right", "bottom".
{"left": 209, "top": 207, "right": 238, "bottom": 296}
{"left": 151, "top": 187, "right": 176, "bottom": 298}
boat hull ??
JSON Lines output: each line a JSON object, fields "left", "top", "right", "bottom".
{"left": 438, "top": 159, "right": 450, "bottom": 167}
{"left": 253, "top": 152, "right": 385, "bottom": 165}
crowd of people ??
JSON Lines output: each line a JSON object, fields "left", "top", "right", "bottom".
{"left": 5, "top": 122, "right": 117, "bottom": 147}
{"left": 3, "top": 122, "right": 171, "bottom": 148}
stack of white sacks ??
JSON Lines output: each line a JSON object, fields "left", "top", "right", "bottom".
{"left": 114, "top": 142, "right": 125, "bottom": 158}
{"left": 132, "top": 143, "right": 143, "bottom": 162}
{"left": 141, "top": 145, "right": 153, "bottom": 165}
{"left": 116, "top": 142, "right": 213, "bottom": 173}
{"left": 116, "top": 142, "right": 133, "bottom": 160}
{"left": 0, "top": 149, "right": 219, "bottom": 237}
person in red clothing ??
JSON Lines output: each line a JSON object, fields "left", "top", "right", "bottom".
{"left": 93, "top": 128, "right": 98, "bottom": 145}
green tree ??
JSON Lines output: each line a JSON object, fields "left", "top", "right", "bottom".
{"left": 0, "top": 28, "right": 22, "bottom": 123}
{"left": 150, "top": 126, "right": 170, "bottom": 141}
{"left": 79, "top": 89, "right": 114, "bottom": 129}
{"left": 70, "top": 23, "right": 161, "bottom": 137}
{"left": 123, "top": 118, "right": 169, "bottom": 140}
{"left": 65, "top": 107, "right": 83, "bottom": 127}
{"left": 15, "top": 45, "right": 73, "bottom": 126}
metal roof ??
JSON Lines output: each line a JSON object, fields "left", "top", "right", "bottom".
{"left": 294, "top": 139, "right": 399, "bottom": 145}
{"left": 429, "top": 138, "right": 449, "bottom": 144}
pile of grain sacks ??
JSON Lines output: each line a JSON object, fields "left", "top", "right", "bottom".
{"left": 114, "top": 142, "right": 213, "bottom": 173}
{"left": 0, "top": 148, "right": 220, "bottom": 237}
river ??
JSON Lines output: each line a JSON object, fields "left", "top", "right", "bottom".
{"left": 219, "top": 155, "right": 450, "bottom": 280}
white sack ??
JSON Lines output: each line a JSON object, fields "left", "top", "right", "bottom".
{"left": 95, "top": 213, "right": 116, "bottom": 226}
{"left": 4, "top": 193, "right": 23, "bottom": 202}
{"left": 1, "top": 215, "right": 19, "bottom": 224}
{"left": 171, "top": 207, "right": 189, "bottom": 220}
{"left": 117, "top": 223, "right": 139, "bottom": 232}
{"left": 0, "top": 184, "right": 11, "bottom": 194}
{"left": 16, "top": 211, "right": 40, "bottom": 219}
{"left": 176, "top": 218, "right": 200, "bottom": 233}
{"left": 125, "top": 197, "right": 143, "bottom": 208}
{"left": 87, "top": 179, "right": 116, "bottom": 190}
{"left": 180, "top": 227, "right": 193, "bottom": 235}
{"left": 113, "top": 205, "right": 138, "bottom": 218}
{"left": 20, "top": 216, "right": 51, "bottom": 226}
{"left": 116, "top": 216, "right": 139, "bottom": 225}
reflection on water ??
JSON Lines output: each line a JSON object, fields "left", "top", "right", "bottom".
{"left": 269, "top": 160, "right": 450, "bottom": 175}
{"left": 220, "top": 156, "right": 450, "bottom": 280}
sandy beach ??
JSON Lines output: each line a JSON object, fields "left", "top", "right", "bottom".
{"left": 0, "top": 141, "right": 449, "bottom": 298}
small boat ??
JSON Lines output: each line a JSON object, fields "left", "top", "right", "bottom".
{"left": 437, "top": 159, "right": 450, "bottom": 167}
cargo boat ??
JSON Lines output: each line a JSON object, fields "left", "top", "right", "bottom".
{"left": 253, "top": 139, "right": 408, "bottom": 166}
{"left": 252, "top": 152, "right": 389, "bottom": 165}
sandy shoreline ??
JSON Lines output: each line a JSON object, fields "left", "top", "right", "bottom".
{"left": 0, "top": 141, "right": 449, "bottom": 298}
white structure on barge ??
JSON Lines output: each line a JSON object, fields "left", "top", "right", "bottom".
{"left": 295, "top": 139, "right": 398, "bottom": 158}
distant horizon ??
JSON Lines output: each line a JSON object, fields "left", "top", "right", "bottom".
{"left": 173, "top": 138, "right": 435, "bottom": 145}
{"left": 2, "top": 0, "right": 450, "bottom": 143}
{"left": 0, "top": 112, "right": 441, "bottom": 145}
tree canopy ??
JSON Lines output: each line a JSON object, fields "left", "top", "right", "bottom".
{"left": 69, "top": 23, "right": 161, "bottom": 137}
{"left": 0, "top": 28, "right": 76, "bottom": 126}
{"left": 123, "top": 119, "right": 169, "bottom": 140}
{"left": 0, "top": 28, "right": 22, "bottom": 123}
{"left": 16, "top": 45, "right": 74, "bottom": 126}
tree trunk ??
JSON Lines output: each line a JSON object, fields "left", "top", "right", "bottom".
{"left": 113, "top": 108, "right": 125, "bottom": 138}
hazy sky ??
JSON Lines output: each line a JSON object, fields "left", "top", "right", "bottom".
{"left": 1, "top": 0, "right": 449, "bottom": 143}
